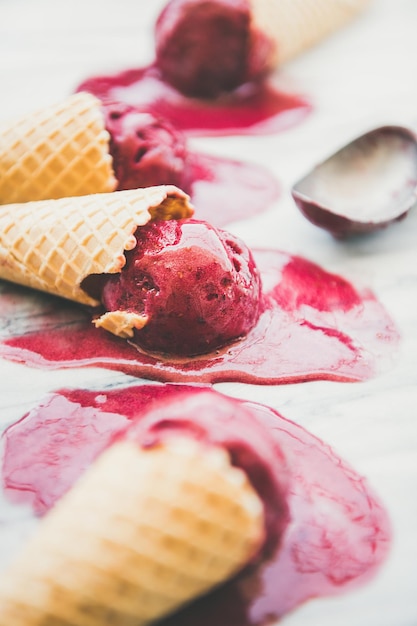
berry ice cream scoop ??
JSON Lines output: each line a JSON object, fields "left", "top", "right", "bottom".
{"left": 0, "top": 191, "right": 262, "bottom": 357}
{"left": 103, "top": 101, "right": 191, "bottom": 193}
{"left": 0, "top": 93, "right": 190, "bottom": 205}
{"left": 92, "top": 218, "right": 262, "bottom": 356}
{"left": 155, "top": 0, "right": 371, "bottom": 98}
{"left": 155, "top": 0, "right": 271, "bottom": 98}
{"left": 0, "top": 186, "right": 194, "bottom": 307}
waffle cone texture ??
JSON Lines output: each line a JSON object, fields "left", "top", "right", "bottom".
{"left": 0, "top": 186, "right": 193, "bottom": 307}
{"left": 251, "top": 0, "right": 371, "bottom": 66}
{"left": 0, "top": 437, "right": 265, "bottom": 626}
{"left": 0, "top": 92, "right": 117, "bottom": 205}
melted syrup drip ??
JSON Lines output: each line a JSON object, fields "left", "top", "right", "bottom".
{"left": 0, "top": 251, "right": 398, "bottom": 385}
{"left": 1, "top": 385, "right": 390, "bottom": 624}
{"left": 77, "top": 65, "right": 311, "bottom": 137}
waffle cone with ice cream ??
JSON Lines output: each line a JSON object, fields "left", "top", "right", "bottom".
{"left": 0, "top": 91, "right": 191, "bottom": 207}
{"left": 0, "top": 438, "right": 265, "bottom": 625}
{"left": 0, "top": 92, "right": 117, "bottom": 205}
{"left": 0, "top": 387, "right": 287, "bottom": 626}
{"left": 155, "top": 0, "right": 371, "bottom": 98}
{"left": 0, "top": 186, "right": 193, "bottom": 335}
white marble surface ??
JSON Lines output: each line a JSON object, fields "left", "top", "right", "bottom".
{"left": 1, "top": 0, "right": 417, "bottom": 624}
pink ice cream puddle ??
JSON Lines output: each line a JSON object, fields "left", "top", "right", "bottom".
{"left": 79, "top": 67, "right": 310, "bottom": 137}
{"left": 77, "top": 2, "right": 310, "bottom": 138}
{"left": 1, "top": 385, "right": 391, "bottom": 624}
{"left": 92, "top": 219, "right": 262, "bottom": 356}
{"left": 0, "top": 249, "right": 398, "bottom": 384}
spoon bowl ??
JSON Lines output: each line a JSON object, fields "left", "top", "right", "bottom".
{"left": 291, "top": 125, "right": 417, "bottom": 238}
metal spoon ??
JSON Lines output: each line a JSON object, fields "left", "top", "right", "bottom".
{"left": 291, "top": 125, "right": 417, "bottom": 238}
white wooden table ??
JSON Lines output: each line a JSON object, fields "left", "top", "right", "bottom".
{"left": 0, "top": 1, "right": 416, "bottom": 624}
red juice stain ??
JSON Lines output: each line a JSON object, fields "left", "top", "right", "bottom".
{"left": 1, "top": 385, "right": 391, "bottom": 624}
{"left": 77, "top": 65, "right": 311, "bottom": 137}
{"left": 0, "top": 251, "right": 398, "bottom": 385}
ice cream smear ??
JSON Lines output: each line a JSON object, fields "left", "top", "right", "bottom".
{"left": 84, "top": 219, "right": 262, "bottom": 356}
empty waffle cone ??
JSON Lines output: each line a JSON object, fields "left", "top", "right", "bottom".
{"left": 251, "top": 0, "right": 371, "bottom": 66}
{"left": 0, "top": 92, "right": 116, "bottom": 205}
{"left": 0, "top": 186, "right": 193, "bottom": 307}
{"left": 0, "top": 437, "right": 265, "bottom": 626}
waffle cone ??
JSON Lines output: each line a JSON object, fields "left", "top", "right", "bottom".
{"left": 0, "top": 437, "right": 264, "bottom": 626}
{"left": 251, "top": 0, "right": 371, "bottom": 66}
{"left": 0, "top": 186, "right": 193, "bottom": 307}
{"left": 0, "top": 92, "right": 117, "bottom": 205}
